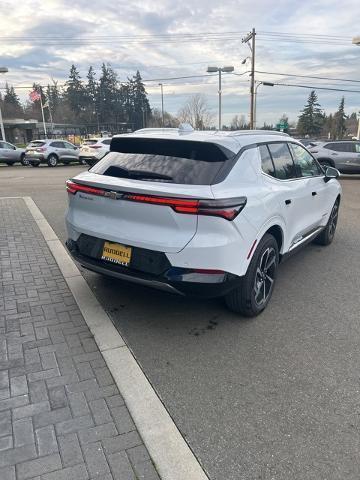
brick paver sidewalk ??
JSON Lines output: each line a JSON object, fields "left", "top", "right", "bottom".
{"left": 0, "top": 198, "right": 159, "bottom": 480}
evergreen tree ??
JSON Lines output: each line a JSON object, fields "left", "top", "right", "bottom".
{"left": 130, "top": 71, "right": 151, "bottom": 130}
{"left": 333, "top": 97, "right": 347, "bottom": 139}
{"left": 297, "top": 91, "right": 324, "bottom": 136}
{"left": 85, "top": 66, "right": 98, "bottom": 123}
{"left": 98, "top": 63, "right": 119, "bottom": 125}
{"left": 65, "top": 65, "right": 86, "bottom": 119}
{"left": 3, "top": 83, "right": 23, "bottom": 118}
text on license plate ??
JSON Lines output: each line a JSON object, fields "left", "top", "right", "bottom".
{"left": 101, "top": 241, "right": 132, "bottom": 266}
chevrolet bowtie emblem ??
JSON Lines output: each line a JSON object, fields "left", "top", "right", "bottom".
{"left": 104, "top": 191, "right": 121, "bottom": 200}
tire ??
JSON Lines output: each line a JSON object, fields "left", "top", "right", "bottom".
{"left": 6, "top": 162, "right": 14, "bottom": 166}
{"left": 225, "top": 234, "right": 279, "bottom": 317}
{"left": 20, "top": 154, "right": 29, "bottom": 166}
{"left": 313, "top": 200, "right": 339, "bottom": 246}
{"left": 79, "top": 157, "right": 87, "bottom": 165}
{"left": 47, "top": 154, "right": 58, "bottom": 167}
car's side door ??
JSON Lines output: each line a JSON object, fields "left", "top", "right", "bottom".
{"left": 289, "top": 142, "right": 331, "bottom": 226}
{"left": 3, "top": 142, "right": 18, "bottom": 162}
{"left": 63, "top": 141, "right": 79, "bottom": 161}
{"left": 323, "top": 142, "right": 352, "bottom": 170}
{"left": 49, "top": 141, "right": 65, "bottom": 160}
{"left": 260, "top": 142, "right": 317, "bottom": 251}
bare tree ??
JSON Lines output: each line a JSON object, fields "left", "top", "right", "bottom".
{"left": 230, "top": 114, "right": 247, "bottom": 130}
{"left": 178, "top": 94, "right": 214, "bottom": 129}
{"left": 148, "top": 108, "right": 180, "bottom": 128}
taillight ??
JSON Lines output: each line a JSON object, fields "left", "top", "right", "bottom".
{"left": 123, "top": 194, "right": 246, "bottom": 220}
{"left": 89, "top": 145, "right": 102, "bottom": 149}
{"left": 66, "top": 180, "right": 105, "bottom": 196}
{"left": 65, "top": 181, "right": 246, "bottom": 220}
{"left": 36, "top": 147, "right": 46, "bottom": 152}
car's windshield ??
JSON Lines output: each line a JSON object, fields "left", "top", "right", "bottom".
{"left": 28, "top": 141, "right": 45, "bottom": 147}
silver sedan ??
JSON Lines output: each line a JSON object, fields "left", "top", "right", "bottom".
{"left": 0, "top": 141, "right": 27, "bottom": 165}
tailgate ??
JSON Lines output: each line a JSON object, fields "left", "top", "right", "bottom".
{"left": 66, "top": 172, "right": 215, "bottom": 253}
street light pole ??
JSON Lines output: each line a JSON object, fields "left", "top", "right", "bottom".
{"left": 159, "top": 83, "right": 164, "bottom": 127}
{"left": 0, "top": 67, "right": 8, "bottom": 141}
{"left": 218, "top": 69, "right": 222, "bottom": 130}
{"left": 207, "top": 66, "right": 234, "bottom": 130}
{"left": 254, "top": 81, "right": 274, "bottom": 129}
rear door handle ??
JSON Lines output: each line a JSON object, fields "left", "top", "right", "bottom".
{"left": 285, "top": 199, "right": 291, "bottom": 205}
{"left": 312, "top": 192, "right": 317, "bottom": 196}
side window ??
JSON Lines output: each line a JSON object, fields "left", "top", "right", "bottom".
{"left": 0, "top": 142, "right": 4, "bottom": 149}
{"left": 289, "top": 143, "right": 322, "bottom": 177}
{"left": 324, "top": 143, "right": 337, "bottom": 151}
{"left": 267, "top": 143, "right": 296, "bottom": 180}
{"left": 102, "top": 139, "right": 111, "bottom": 145}
{"left": 338, "top": 143, "right": 353, "bottom": 153}
{"left": 63, "top": 142, "right": 75, "bottom": 149}
{"left": 50, "top": 141, "right": 63, "bottom": 148}
{"left": 259, "top": 145, "right": 275, "bottom": 177}
{"left": 4, "top": 142, "right": 13, "bottom": 149}
{"left": 355, "top": 143, "right": 360, "bottom": 153}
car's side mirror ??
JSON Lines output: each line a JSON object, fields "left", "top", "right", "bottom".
{"left": 324, "top": 166, "right": 340, "bottom": 182}
{"left": 13, "top": 146, "right": 16, "bottom": 150}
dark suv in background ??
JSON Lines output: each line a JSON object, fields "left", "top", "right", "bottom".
{"left": 308, "top": 141, "right": 360, "bottom": 173}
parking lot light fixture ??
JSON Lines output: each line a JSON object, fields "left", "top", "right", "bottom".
{"left": 206, "top": 65, "right": 235, "bottom": 130}
{"left": 0, "top": 67, "right": 8, "bottom": 141}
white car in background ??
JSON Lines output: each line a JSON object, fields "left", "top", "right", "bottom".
{"left": 65, "top": 127, "right": 341, "bottom": 317}
{"left": 79, "top": 138, "right": 112, "bottom": 166}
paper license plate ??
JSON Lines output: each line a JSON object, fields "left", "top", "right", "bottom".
{"left": 101, "top": 241, "right": 132, "bottom": 266}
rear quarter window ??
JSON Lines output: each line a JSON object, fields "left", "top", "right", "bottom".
{"left": 90, "top": 138, "right": 236, "bottom": 185}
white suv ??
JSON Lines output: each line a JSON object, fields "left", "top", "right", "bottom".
{"left": 79, "top": 138, "right": 112, "bottom": 166}
{"left": 65, "top": 128, "right": 341, "bottom": 316}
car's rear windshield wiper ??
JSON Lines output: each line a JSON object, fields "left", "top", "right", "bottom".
{"left": 103, "top": 166, "right": 173, "bottom": 182}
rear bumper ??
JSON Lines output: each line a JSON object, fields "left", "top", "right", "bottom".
{"left": 66, "top": 238, "right": 241, "bottom": 298}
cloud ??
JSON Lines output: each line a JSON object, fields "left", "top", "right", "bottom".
{"left": 0, "top": 0, "right": 359, "bottom": 124}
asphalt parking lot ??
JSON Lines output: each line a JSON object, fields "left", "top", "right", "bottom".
{"left": 1, "top": 164, "right": 360, "bottom": 480}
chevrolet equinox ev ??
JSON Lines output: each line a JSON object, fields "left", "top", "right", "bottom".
{"left": 65, "top": 127, "right": 341, "bottom": 316}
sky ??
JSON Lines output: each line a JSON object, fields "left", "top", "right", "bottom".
{"left": 0, "top": 0, "right": 359, "bottom": 127}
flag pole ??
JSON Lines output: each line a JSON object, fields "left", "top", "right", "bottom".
{"left": 40, "top": 95, "right": 47, "bottom": 138}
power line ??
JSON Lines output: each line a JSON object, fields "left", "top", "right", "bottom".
{"left": 255, "top": 70, "right": 360, "bottom": 84}
{"left": 270, "top": 82, "right": 360, "bottom": 93}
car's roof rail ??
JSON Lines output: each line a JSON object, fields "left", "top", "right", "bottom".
{"left": 227, "top": 130, "right": 289, "bottom": 137}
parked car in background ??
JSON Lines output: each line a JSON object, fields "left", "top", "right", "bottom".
{"left": 65, "top": 128, "right": 341, "bottom": 317}
{"left": 308, "top": 140, "right": 360, "bottom": 173}
{"left": 298, "top": 139, "right": 319, "bottom": 148}
{"left": 0, "top": 141, "right": 26, "bottom": 166}
{"left": 25, "top": 140, "right": 80, "bottom": 167}
{"left": 79, "top": 138, "right": 112, "bottom": 166}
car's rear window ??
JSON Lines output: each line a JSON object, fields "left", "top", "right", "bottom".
{"left": 89, "top": 137, "right": 235, "bottom": 185}
{"left": 28, "top": 141, "right": 45, "bottom": 147}
{"left": 82, "top": 139, "right": 98, "bottom": 146}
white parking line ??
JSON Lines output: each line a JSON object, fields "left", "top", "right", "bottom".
{"left": 21, "top": 195, "right": 210, "bottom": 480}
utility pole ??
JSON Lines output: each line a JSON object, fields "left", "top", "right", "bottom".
{"left": 218, "top": 69, "right": 222, "bottom": 131}
{"left": 0, "top": 67, "right": 8, "bottom": 141}
{"left": 159, "top": 83, "right": 164, "bottom": 127}
{"left": 242, "top": 28, "right": 256, "bottom": 129}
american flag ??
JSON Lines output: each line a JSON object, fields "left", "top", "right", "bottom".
{"left": 29, "top": 90, "right": 41, "bottom": 102}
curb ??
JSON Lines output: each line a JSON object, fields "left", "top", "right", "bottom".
{"left": 20, "top": 196, "right": 210, "bottom": 480}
